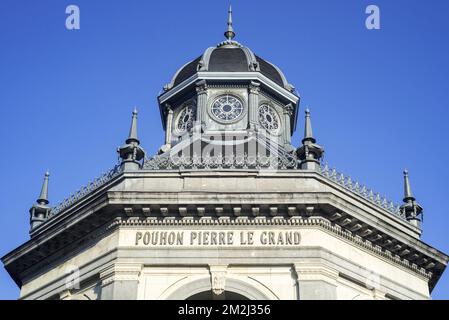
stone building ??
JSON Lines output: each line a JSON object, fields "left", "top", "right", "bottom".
{"left": 2, "top": 8, "right": 448, "bottom": 300}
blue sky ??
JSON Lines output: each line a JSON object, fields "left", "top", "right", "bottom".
{"left": 0, "top": 0, "right": 448, "bottom": 299}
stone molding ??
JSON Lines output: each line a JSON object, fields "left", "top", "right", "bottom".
{"left": 100, "top": 264, "right": 142, "bottom": 286}
{"left": 293, "top": 264, "right": 339, "bottom": 283}
{"left": 59, "top": 289, "right": 72, "bottom": 300}
{"left": 209, "top": 265, "right": 228, "bottom": 296}
{"left": 109, "top": 216, "right": 431, "bottom": 280}
{"left": 158, "top": 72, "right": 299, "bottom": 107}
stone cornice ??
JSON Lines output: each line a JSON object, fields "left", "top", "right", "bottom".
{"left": 2, "top": 170, "right": 447, "bottom": 293}
{"left": 158, "top": 72, "right": 299, "bottom": 107}
{"left": 1, "top": 173, "right": 126, "bottom": 285}
{"left": 29, "top": 171, "right": 125, "bottom": 238}
{"left": 100, "top": 263, "right": 142, "bottom": 286}
{"left": 114, "top": 170, "right": 419, "bottom": 236}
{"left": 108, "top": 215, "right": 431, "bottom": 281}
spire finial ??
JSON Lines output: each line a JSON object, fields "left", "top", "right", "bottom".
{"left": 127, "top": 108, "right": 139, "bottom": 144}
{"left": 37, "top": 171, "right": 50, "bottom": 205}
{"left": 297, "top": 107, "right": 324, "bottom": 170}
{"left": 118, "top": 108, "right": 145, "bottom": 170}
{"left": 30, "top": 170, "right": 51, "bottom": 231}
{"left": 403, "top": 168, "right": 414, "bottom": 202}
{"left": 303, "top": 108, "right": 316, "bottom": 144}
{"left": 224, "top": 5, "right": 235, "bottom": 40}
{"left": 400, "top": 168, "right": 423, "bottom": 227}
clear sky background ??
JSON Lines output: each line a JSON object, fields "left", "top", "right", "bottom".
{"left": 0, "top": 0, "right": 448, "bottom": 299}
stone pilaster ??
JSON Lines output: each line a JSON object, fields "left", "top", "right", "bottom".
{"left": 196, "top": 80, "right": 208, "bottom": 133}
{"left": 293, "top": 264, "right": 338, "bottom": 300}
{"left": 100, "top": 264, "right": 141, "bottom": 300}
{"left": 283, "top": 103, "right": 293, "bottom": 146}
{"left": 159, "top": 104, "right": 173, "bottom": 154}
{"left": 165, "top": 105, "right": 173, "bottom": 146}
{"left": 248, "top": 81, "right": 261, "bottom": 130}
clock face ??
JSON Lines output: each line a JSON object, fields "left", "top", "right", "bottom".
{"left": 211, "top": 95, "right": 244, "bottom": 122}
{"left": 258, "top": 104, "right": 280, "bottom": 134}
{"left": 176, "top": 104, "right": 195, "bottom": 134}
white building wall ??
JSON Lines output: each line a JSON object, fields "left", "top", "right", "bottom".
{"left": 18, "top": 222, "right": 430, "bottom": 300}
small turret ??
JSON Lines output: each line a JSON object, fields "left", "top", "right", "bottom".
{"left": 29, "top": 171, "right": 51, "bottom": 231}
{"left": 297, "top": 108, "right": 324, "bottom": 170}
{"left": 400, "top": 169, "right": 423, "bottom": 228}
{"left": 118, "top": 108, "right": 145, "bottom": 171}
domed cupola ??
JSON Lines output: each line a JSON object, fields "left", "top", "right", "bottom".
{"left": 157, "top": 6, "right": 300, "bottom": 155}
{"left": 166, "top": 17, "right": 293, "bottom": 92}
{"left": 170, "top": 44, "right": 292, "bottom": 90}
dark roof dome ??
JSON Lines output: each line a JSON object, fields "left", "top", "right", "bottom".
{"left": 166, "top": 7, "right": 294, "bottom": 92}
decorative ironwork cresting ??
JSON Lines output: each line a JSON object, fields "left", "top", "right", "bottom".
{"left": 317, "top": 162, "right": 404, "bottom": 220}
{"left": 48, "top": 165, "right": 123, "bottom": 218}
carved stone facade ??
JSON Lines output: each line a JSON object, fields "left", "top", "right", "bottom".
{"left": 3, "top": 170, "right": 447, "bottom": 300}
{"left": 2, "top": 8, "right": 447, "bottom": 300}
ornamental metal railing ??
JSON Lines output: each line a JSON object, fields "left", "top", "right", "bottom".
{"left": 44, "top": 156, "right": 407, "bottom": 224}
{"left": 316, "top": 162, "right": 406, "bottom": 220}
{"left": 48, "top": 164, "right": 123, "bottom": 218}
{"left": 143, "top": 153, "right": 297, "bottom": 170}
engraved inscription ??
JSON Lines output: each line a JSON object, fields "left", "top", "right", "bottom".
{"left": 133, "top": 230, "right": 301, "bottom": 247}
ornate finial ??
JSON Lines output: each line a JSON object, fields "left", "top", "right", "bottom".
{"left": 37, "top": 171, "right": 50, "bottom": 205}
{"left": 303, "top": 108, "right": 316, "bottom": 144}
{"left": 297, "top": 108, "right": 324, "bottom": 170}
{"left": 30, "top": 170, "right": 51, "bottom": 231}
{"left": 127, "top": 108, "right": 139, "bottom": 144}
{"left": 224, "top": 5, "right": 235, "bottom": 40}
{"left": 118, "top": 108, "right": 145, "bottom": 171}
{"left": 400, "top": 169, "right": 423, "bottom": 228}
{"left": 403, "top": 169, "right": 414, "bottom": 202}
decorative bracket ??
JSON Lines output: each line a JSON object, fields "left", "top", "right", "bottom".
{"left": 209, "top": 265, "right": 228, "bottom": 296}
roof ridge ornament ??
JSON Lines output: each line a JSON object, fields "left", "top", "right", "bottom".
{"left": 400, "top": 169, "right": 423, "bottom": 228}
{"left": 118, "top": 108, "right": 145, "bottom": 171}
{"left": 29, "top": 171, "right": 51, "bottom": 231}
{"left": 217, "top": 5, "right": 242, "bottom": 48}
{"left": 297, "top": 108, "right": 324, "bottom": 170}
{"left": 403, "top": 169, "right": 414, "bottom": 201}
{"left": 224, "top": 5, "right": 235, "bottom": 41}
{"left": 37, "top": 171, "right": 50, "bottom": 205}
{"left": 127, "top": 107, "right": 139, "bottom": 144}
{"left": 303, "top": 108, "right": 315, "bottom": 144}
